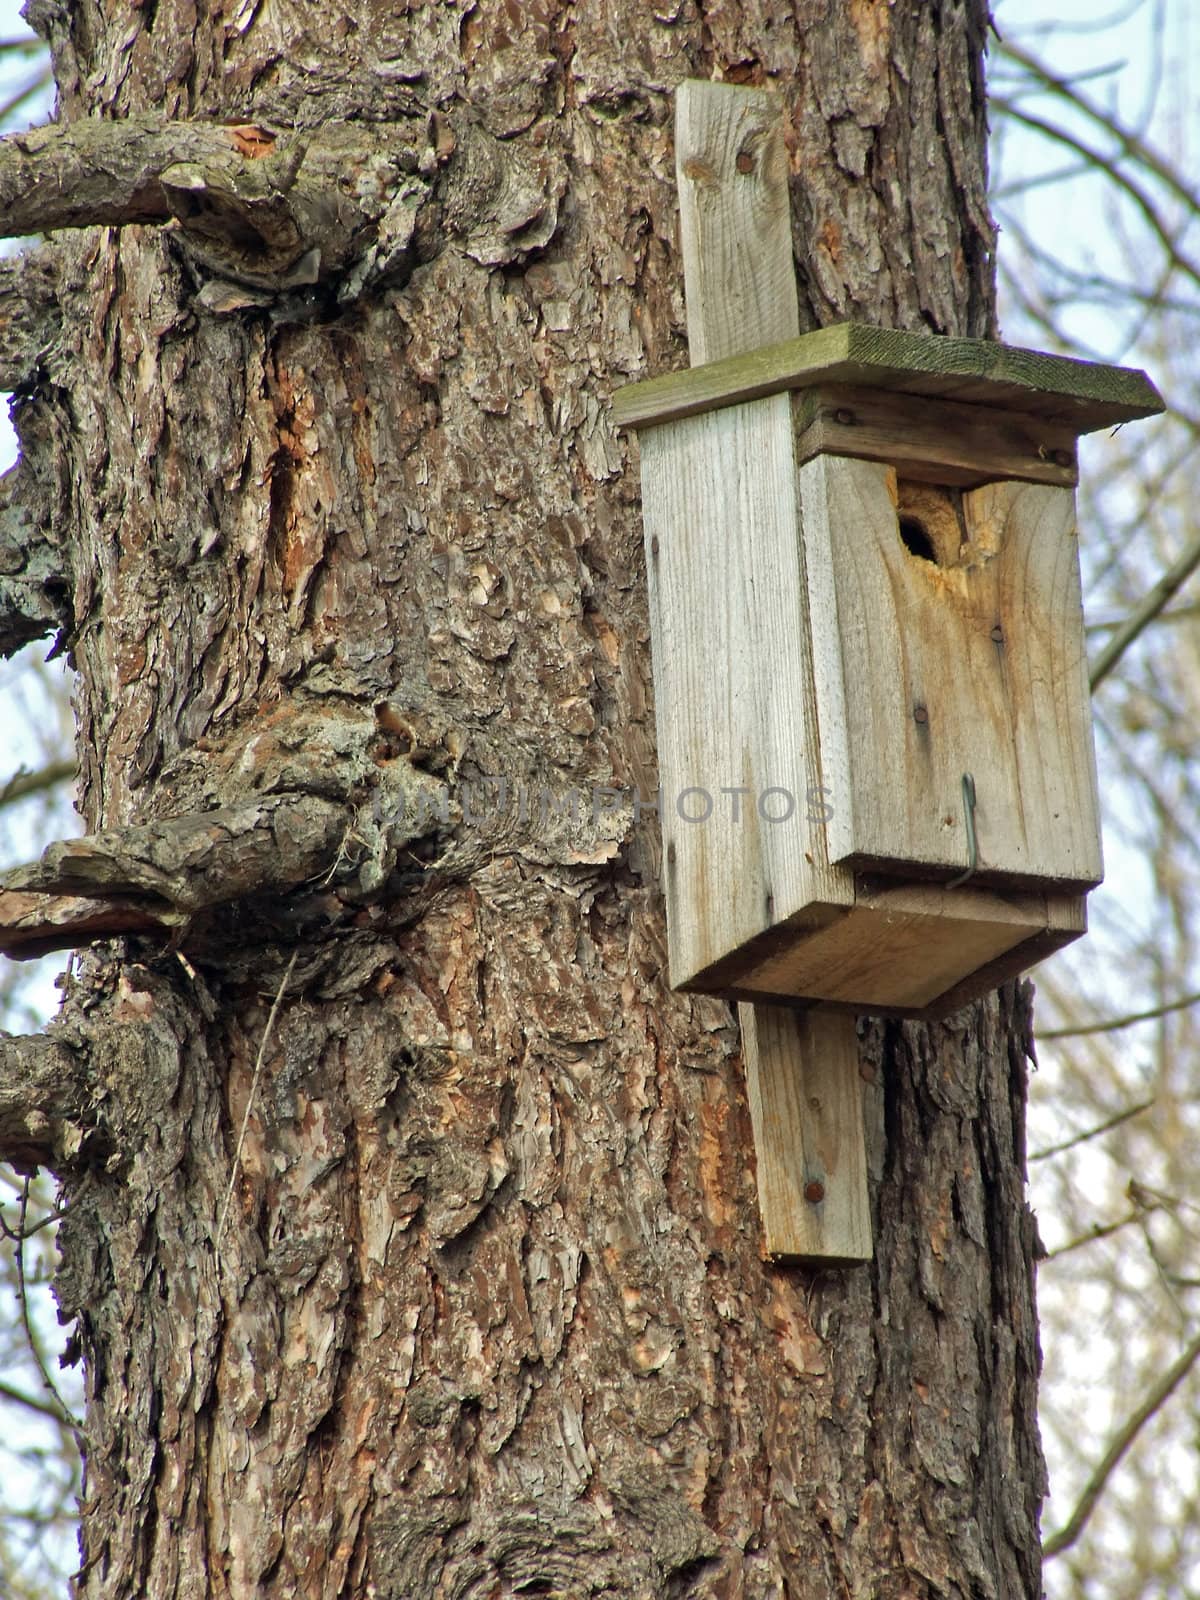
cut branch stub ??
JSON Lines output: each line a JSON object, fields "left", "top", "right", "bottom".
{"left": 0, "top": 112, "right": 564, "bottom": 305}
{"left": 0, "top": 460, "right": 69, "bottom": 659}
{"left": 0, "top": 1034, "right": 84, "bottom": 1173}
{"left": 0, "top": 116, "right": 434, "bottom": 295}
{"left": 0, "top": 701, "right": 458, "bottom": 959}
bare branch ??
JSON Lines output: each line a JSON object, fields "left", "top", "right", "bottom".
{"left": 0, "top": 700, "right": 459, "bottom": 956}
{"left": 8, "top": 1180, "right": 79, "bottom": 1430}
{"left": 0, "top": 887, "right": 181, "bottom": 960}
{"left": 1029, "top": 1097, "right": 1155, "bottom": 1161}
{"left": 990, "top": 96, "right": 1200, "bottom": 292}
{"left": 1089, "top": 532, "right": 1200, "bottom": 689}
{"left": 1043, "top": 1328, "right": 1200, "bottom": 1559}
{"left": 0, "top": 64, "right": 50, "bottom": 128}
{"left": 1045, "top": 1205, "right": 1161, "bottom": 1262}
{"left": 1038, "top": 990, "right": 1200, "bottom": 1040}
{"left": 0, "top": 1377, "right": 70, "bottom": 1426}
{"left": 997, "top": 38, "right": 1200, "bottom": 221}
{"left": 0, "top": 759, "right": 74, "bottom": 809}
{"left": 0, "top": 794, "right": 350, "bottom": 957}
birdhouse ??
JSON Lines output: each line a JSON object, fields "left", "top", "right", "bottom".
{"left": 614, "top": 323, "right": 1164, "bottom": 1017}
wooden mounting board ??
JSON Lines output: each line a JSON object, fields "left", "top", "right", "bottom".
{"left": 740, "top": 1005, "right": 872, "bottom": 1264}
{"left": 668, "top": 80, "right": 870, "bottom": 1265}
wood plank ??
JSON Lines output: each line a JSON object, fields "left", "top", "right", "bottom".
{"left": 664, "top": 82, "right": 867, "bottom": 1266}
{"left": 800, "top": 456, "right": 1103, "bottom": 889}
{"left": 675, "top": 81, "right": 799, "bottom": 364}
{"left": 729, "top": 881, "right": 1085, "bottom": 1014}
{"left": 640, "top": 398, "right": 851, "bottom": 994}
{"left": 612, "top": 319, "right": 1164, "bottom": 433}
{"left": 740, "top": 1004, "right": 872, "bottom": 1262}
{"left": 793, "top": 384, "right": 1079, "bottom": 489}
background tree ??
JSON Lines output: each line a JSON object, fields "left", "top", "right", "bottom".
{"left": 0, "top": 1, "right": 1167, "bottom": 1596}
{"left": 990, "top": 6, "right": 1200, "bottom": 1594}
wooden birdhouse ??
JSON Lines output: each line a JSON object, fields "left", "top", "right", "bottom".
{"left": 611, "top": 80, "right": 1163, "bottom": 1267}
{"left": 615, "top": 324, "right": 1163, "bottom": 1018}
{"left": 613, "top": 93, "right": 1164, "bottom": 1023}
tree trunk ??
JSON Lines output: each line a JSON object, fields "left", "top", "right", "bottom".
{"left": 0, "top": 2, "right": 1045, "bottom": 1595}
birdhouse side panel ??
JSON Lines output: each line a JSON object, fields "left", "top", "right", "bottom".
{"left": 799, "top": 454, "right": 1103, "bottom": 889}
{"left": 638, "top": 396, "right": 851, "bottom": 991}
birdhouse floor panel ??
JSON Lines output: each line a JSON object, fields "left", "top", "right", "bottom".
{"left": 701, "top": 883, "right": 1086, "bottom": 1018}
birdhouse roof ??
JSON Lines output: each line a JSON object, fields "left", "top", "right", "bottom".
{"left": 611, "top": 321, "right": 1165, "bottom": 435}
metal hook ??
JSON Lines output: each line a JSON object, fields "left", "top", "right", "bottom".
{"left": 946, "top": 772, "right": 978, "bottom": 890}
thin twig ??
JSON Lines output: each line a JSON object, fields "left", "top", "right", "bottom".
{"left": 1089, "top": 532, "right": 1200, "bottom": 690}
{"left": 1045, "top": 1205, "right": 1160, "bottom": 1261}
{"left": 0, "top": 1375, "right": 71, "bottom": 1425}
{"left": 1043, "top": 1328, "right": 1200, "bottom": 1559}
{"left": 1030, "top": 1098, "right": 1156, "bottom": 1162}
{"left": 1086, "top": 603, "right": 1200, "bottom": 634}
{"left": 0, "top": 758, "right": 75, "bottom": 809}
{"left": 990, "top": 96, "right": 1200, "bottom": 291}
{"left": 0, "top": 1198, "right": 71, "bottom": 1238}
{"left": 215, "top": 952, "right": 299, "bottom": 1251}
{"left": 11, "top": 1178, "right": 80, "bottom": 1430}
{"left": 0, "top": 66, "right": 51, "bottom": 128}
{"left": 1039, "top": 990, "right": 1200, "bottom": 1039}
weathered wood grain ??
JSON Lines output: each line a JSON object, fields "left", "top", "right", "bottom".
{"left": 793, "top": 383, "right": 1080, "bottom": 488}
{"left": 727, "top": 879, "right": 1086, "bottom": 1016}
{"left": 739, "top": 1004, "right": 871, "bottom": 1262}
{"left": 801, "top": 455, "right": 1103, "bottom": 889}
{"left": 663, "top": 80, "right": 868, "bottom": 1268}
{"left": 640, "top": 397, "right": 851, "bottom": 994}
{"left": 675, "top": 81, "right": 800, "bottom": 364}
{"left": 613, "top": 318, "right": 1165, "bottom": 432}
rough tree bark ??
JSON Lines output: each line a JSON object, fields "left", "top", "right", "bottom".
{"left": 0, "top": 2, "right": 1045, "bottom": 1596}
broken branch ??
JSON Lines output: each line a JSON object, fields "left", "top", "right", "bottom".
{"left": 0, "top": 115, "right": 432, "bottom": 292}
{"left": 0, "top": 1033, "right": 81, "bottom": 1173}
{"left": 0, "top": 699, "right": 457, "bottom": 958}
{"left": 0, "top": 460, "right": 68, "bottom": 660}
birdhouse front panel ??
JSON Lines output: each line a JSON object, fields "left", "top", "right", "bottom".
{"left": 799, "top": 453, "right": 1103, "bottom": 890}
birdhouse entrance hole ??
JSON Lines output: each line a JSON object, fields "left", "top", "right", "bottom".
{"left": 898, "top": 514, "right": 937, "bottom": 563}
